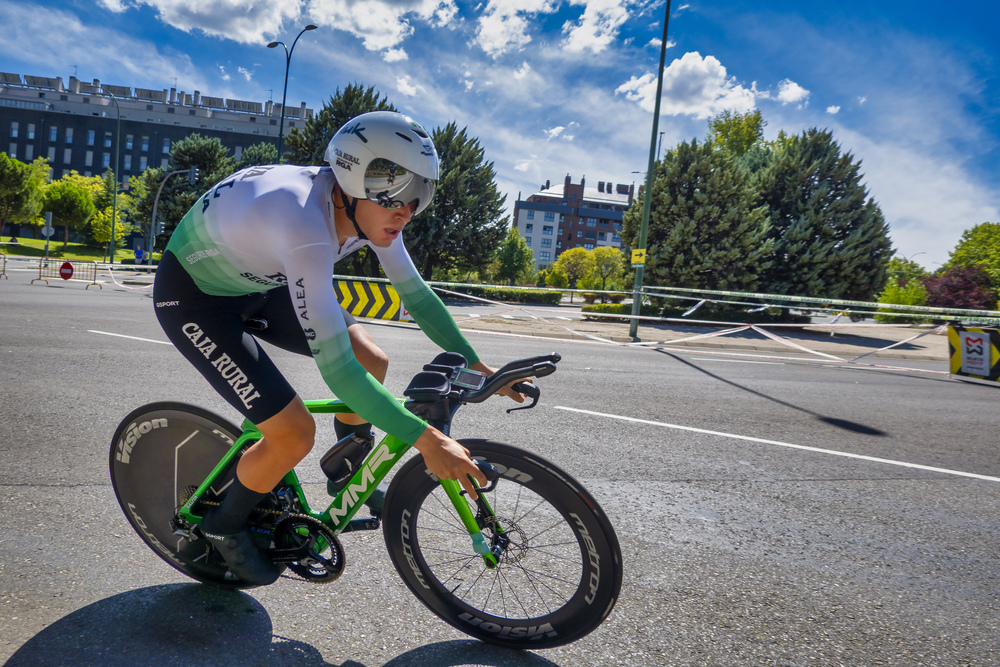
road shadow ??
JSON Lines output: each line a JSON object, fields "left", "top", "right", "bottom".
{"left": 659, "top": 350, "right": 888, "bottom": 437}
{"left": 640, "top": 321, "right": 924, "bottom": 351}
{"left": 5, "top": 585, "right": 561, "bottom": 667}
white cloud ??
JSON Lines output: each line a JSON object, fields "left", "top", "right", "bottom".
{"left": 384, "top": 48, "right": 408, "bottom": 62}
{"left": 131, "top": 0, "right": 307, "bottom": 44}
{"left": 396, "top": 74, "right": 424, "bottom": 97}
{"left": 514, "top": 160, "right": 532, "bottom": 172}
{"left": 776, "top": 78, "right": 809, "bottom": 106}
{"left": 545, "top": 126, "right": 566, "bottom": 139}
{"left": 616, "top": 51, "right": 756, "bottom": 119}
{"left": 826, "top": 105, "right": 840, "bottom": 114}
{"left": 513, "top": 62, "right": 532, "bottom": 80}
{"left": 238, "top": 66, "right": 254, "bottom": 81}
{"left": 218, "top": 65, "right": 231, "bottom": 81}
{"left": 474, "top": 0, "right": 558, "bottom": 58}
{"left": 97, "top": 0, "right": 130, "bottom": 12}
{"left": 858, "top": 96, "right": 867, "bottom": 105}
{"left": 561, "top": 0, "right": 631, "bottom": 54}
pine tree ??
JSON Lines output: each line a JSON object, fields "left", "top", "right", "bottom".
{"left": 404, "top": 123, "right": 507, "bottom": 279}
{"left": 622, "top": 139, "right": 773, "bottom": 292}
{"left": 755, "top": 129, "right": 892, "bottom": 300}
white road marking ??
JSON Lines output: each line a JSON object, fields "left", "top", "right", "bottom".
{"left": 553, "top": 406, "right": 1000, "bottom": 483}
{"left": 692, "top": 358, "right": 784, "bottom": 365}
{"left": 89, "top": 329, "right": 172, "bottom": 345}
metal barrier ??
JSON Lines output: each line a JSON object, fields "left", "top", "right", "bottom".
{"left": 0, "top": 252, "right": 6, "bottom": 279}
{"left": 31, "top": 258, "right": 102, "bottom": 289}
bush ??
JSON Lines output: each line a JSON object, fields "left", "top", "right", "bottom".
{"left": 875, "top": 278, "right": 928, "bottom": 323}
{"left": 922, "top": 265, "right": 994, "bottom": 311}
{"left": 446, "top": 285, "right": 563, "bottom": 305}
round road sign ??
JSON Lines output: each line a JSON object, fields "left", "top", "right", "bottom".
{"left": 59, "top": 262, "right": 73, "bottom": 280}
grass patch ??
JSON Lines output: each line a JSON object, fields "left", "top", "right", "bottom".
{"left": 2, "top": 237, "right": 136, "bottom": 263}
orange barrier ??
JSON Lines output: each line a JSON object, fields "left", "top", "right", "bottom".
{"left": 31, "top": 258, "right": 102, "bottom": 289}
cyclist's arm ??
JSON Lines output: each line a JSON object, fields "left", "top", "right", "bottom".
{"left": 283, "top": 242, "right": 428, "bottom": 445}
{"left": 373, "top": 238, "right": 480, "bottom": 366}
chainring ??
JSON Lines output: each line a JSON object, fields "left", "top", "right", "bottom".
{"left": 272, "top": 513, "right": 345, "bottom": 584}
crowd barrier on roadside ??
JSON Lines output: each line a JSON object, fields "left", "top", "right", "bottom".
{"left": 31, "top": 258, "right": 101, "bottom": 289}
{"left": 0, "top": 252, "right": 7, "bottom": 279}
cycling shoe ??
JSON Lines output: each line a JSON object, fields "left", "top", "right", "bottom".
{"left": 202, "top": 528, "right": 281, "bottom": 586}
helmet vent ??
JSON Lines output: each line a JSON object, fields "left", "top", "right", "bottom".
{"left": 395, "top": 131, "right": 414, "bottom": 143}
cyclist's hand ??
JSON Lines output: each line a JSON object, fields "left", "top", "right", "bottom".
{"left": 414, "top": 426, "right": 488, "bottom": 500}
{"left": 471, "top": 361, "right": 526, "bottom": 403}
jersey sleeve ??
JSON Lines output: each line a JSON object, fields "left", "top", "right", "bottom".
{"left": 374, "top": 239, "right": 480, "bottom": 366}
{"left": 283, "top": 241, "right": 428, "bottom": 445}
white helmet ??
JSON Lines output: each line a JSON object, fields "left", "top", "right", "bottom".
{"left": 325, "top": 111, "right": 439, "bottom": 216}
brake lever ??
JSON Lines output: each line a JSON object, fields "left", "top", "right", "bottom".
{"left": 506, "top": 381, "right": 540, "bottom": 413}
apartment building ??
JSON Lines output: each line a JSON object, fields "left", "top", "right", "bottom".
{"left": 0, "top": 71, "right": 312, "bottom": 182}
{"left": 511, "top": 175, "right": 634, "bottom": 271}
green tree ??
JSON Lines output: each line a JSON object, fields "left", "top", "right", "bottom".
{"left": 553, "top": 247, "right": 596, "bottom": 290}
{"left": 943, "top": 222, "right": 1000, "bottom": 286}
{"left": 492, "top": 226, "right": 534, "bottom": 285}
{"left": 237, "top": 142, "right": 279, "bottom": 170}
{"left": 405, "top": 123, "right": 508, "bottom": 279}
{"left": 42, "top": 179, "right": 96, "bottom": 248}
{"left": 885, "top": 254, "right": 927, "bottom": 285}
{"left": 591, "top": 246, "right": 625, "bottom": 290}
{"left": 0, "top": 153, "right": 47, "bottom": 238}
{"left": 284, "top": 83, "right": 396, "bottom": 165}
{"left": 622, "top": 138, "right": 773, "bottom": 292}
{"left": 708, "top": 109, "right": 766, "bottom": 158}
{"left": 755, "top": 128, "right": 892, "bottom": 300}
{"left": 545, "top": 264, "right": 569, "bottom": 289}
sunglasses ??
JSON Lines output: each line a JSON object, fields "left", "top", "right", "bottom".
{"left": 363, "top": 158, "right": 436, "bottom": 214}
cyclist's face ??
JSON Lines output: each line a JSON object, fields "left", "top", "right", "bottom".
{"left": 355, "top": 197, "right": 416, "bottom": 247}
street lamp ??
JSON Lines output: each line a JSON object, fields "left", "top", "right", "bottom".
{"left": 268, "top": 24, "right": 317, "bottom": 163}
{"left": 98, "top": 87, "right": 121, "bottom": 264}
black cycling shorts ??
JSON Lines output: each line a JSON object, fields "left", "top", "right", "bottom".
{"left": 153, "top": 250, "right": 343, "bottom": 425}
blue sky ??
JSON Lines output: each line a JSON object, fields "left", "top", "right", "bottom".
{"left": 1, "top": 0, "right": 997, "bottom": 270}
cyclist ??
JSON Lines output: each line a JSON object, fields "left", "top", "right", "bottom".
{"left": 153, "top": 111, "right": 522, "bottom": 585}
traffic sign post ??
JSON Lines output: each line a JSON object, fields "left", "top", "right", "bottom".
{"left": 59, "top": 262, "right": 74, "bottom": 280}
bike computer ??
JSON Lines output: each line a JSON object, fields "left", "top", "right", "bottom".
{"left": 451, "top": 367, "right": 486, "bottom": 390}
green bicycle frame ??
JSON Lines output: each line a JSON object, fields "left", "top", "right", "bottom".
{"left": 176, "top": 397, "right": 499, "bottom": 567}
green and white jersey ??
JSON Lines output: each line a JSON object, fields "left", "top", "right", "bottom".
{"left": 166, "top": 164, "right": 479, "bottom": 445}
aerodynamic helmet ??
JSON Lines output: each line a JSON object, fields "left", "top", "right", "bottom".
{"left": 325, "top": 111, "right": 439, "bottom": 217}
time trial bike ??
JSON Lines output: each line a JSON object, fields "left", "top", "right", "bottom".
{"left": 109, "top": 351, "right": 623, "bottom": 649}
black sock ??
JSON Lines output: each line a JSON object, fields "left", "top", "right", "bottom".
{"left": 201, "top": 475, "right": 268, "bottom": 535}
{"left": 334, "top": 417, "right": 371, "bottom": 441}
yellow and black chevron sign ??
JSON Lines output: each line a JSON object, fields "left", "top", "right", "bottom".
{"left": 948, "top": 325, "right": 1000, "bottom": 382}
{"left": 334, "top": 280, "right": 412, "bottom": 322}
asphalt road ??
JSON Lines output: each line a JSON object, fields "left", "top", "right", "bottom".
{"left": 2, "top": 275, "right": 1000, "bottom": 666}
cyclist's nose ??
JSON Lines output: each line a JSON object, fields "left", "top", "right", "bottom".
{"left": 395, "top": 202, "right": 416, "bottom": 222}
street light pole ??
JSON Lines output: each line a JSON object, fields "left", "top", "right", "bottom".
{"left": 98, "top": 87, "right": 121, "bottom": 264}
{"left": 268, "top": 24, "right": 317, "bottom": 163}
{"left": 628, "top": 0, "right": 672, "bottom": 339}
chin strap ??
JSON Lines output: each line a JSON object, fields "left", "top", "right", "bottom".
{"left": 342, "top": 193, "right": 368, "bottom": 241}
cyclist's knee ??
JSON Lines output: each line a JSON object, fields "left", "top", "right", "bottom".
{"left": 259, "top": 398, "right": 315, "bottom": 461}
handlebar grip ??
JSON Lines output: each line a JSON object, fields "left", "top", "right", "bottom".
{"left": 494, "top": 353, "right": 561, "bottom": 376}
{"left": 510, "top": 381, "right": 540, "bottom": 399}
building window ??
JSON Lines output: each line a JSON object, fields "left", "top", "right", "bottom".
{"left": 65, "top": 128, "right": 73, "bottom": 144}
{"left": 104, "top": 132, "right": 112, "bottom": 148}
{"left": 543, "top": 212, "right": 555, "bottom": 222}
{"left": 85, "top": 150, "right": 93, "bottom": 167}
{"left": 557, "top": 240, "right": 562, "bottom": 248}
{"left": 525, "top": 223, "right": 533, "bottom": 233}
{"left": 541, "top": 238, "right": 552, "bottom": 248}
{"left": 47, "top": 147, "right": 56, "bottom": 162}
{"left": 160, "top": 157, "right": 168, "bottom": 169}
{"left": 124, "top": 155, "right": 132, "bottom": 171}
{"left": 558, "top": 227, "right": 563, "bottom": 236}
{"left": 526, "top": 210, "right": 534, "bottom": 220}
{"left": 140, "top": 156, "right": 148, "bottom": 170}
{"left": 27, "top": 124, "right": 35, "bottom": 140}
{"left": 49, "top": 126, "right": 57, "bottom": 141}
{"left": 102, "top": 152, "right": 111, "bottom": 168}
{"left": 612, "top": 234, "right": 621, "bottom": 243}
{"left": 125, "top": 135, "right": 133, "bottom": 150}
{"left": 24, "top": 145, "right": 33, "bottom": 160}
{"left": 141, "top": 136, "right": 149, "bottom": 151}
{"left": 539, "top": 251, "right": 551, "bottom": 261}
{"left": 63, "top": 148, "right": 72, "bottom": 164}
{"left": 543, "top": 225, "right": 553, "bottom": 235}
{"left": 524, "top": 237, "right": 531, "bottom": 246}
{"left": 162, "top": 138, "right": 170, "bottom": 153}
{"left": 587, "top": 218, "right": 597, "bottom": 226}
{"left": 584, "top": 244, "right": 594, "bottom": 250}
{"left": 10, "top": 121, "right": 17, "bottom": 138}
{"left": 7, "top": 143, "right": 16, "bottom": 159}
{"left": 577, "top": 230, "right": 583, "bottom": 238}
{"left": 87, "top": 130, "right": 95, "bottom": 146}
{"left": 598, "top": 232, "right": 606, "bottom": 241}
